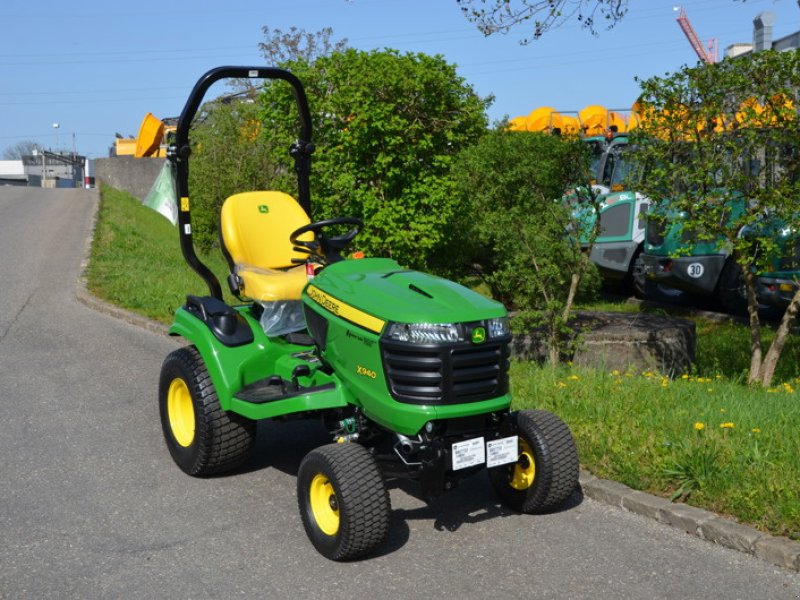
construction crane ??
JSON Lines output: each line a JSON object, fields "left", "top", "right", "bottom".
{"left": 675, "top": 7, "right": 718, "bottom": 64}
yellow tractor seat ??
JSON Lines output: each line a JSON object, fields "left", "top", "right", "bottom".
{"left": 220, "top": 191, "right": 314, "bottom": 302}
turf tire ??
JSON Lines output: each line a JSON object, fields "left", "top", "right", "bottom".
{"left": 297, "top": 443, "right": 390, "bottom": 561}
{"left": 158, "top": 346, "right": 255, "bottom": 476}
{"left": 489, "top": 409, "right": 579, "bottom": 513}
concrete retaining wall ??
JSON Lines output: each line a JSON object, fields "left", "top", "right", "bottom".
{"left": 95, "top": 156, "right": 164, "bottom": 201}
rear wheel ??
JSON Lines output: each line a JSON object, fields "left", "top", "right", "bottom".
{"left": 158, "top": 346, "right": 255, "bottom": 476}
{"left": 297, "top": 443, "right": 390, "bottom": 561}
{"left": 718, "top": 260, "right": 748, "bottom": 316}
{"left": 490, "top": 410, "right": 579, "bottom": 513}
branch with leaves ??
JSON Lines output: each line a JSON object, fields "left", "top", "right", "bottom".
{"left": 457, "top": 0, "right": 628, "bottom": 42}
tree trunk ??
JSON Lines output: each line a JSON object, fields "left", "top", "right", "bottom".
{"left": 547, "top": 317, "right": 560, "bottom": 366}
{"left": 759, "top": 286, "right": 800, "bottom": 387}
{"left": 743, "top": 267, "right": 764, "bottom": 385}
{"left": 562, "top": 272, "right": 581, "bottom": 323}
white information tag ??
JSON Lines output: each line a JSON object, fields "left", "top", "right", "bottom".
{"left": 486, "top": 436, "right": 519, "bottom": 468}
{"left": 451, "top": 437, "right": 485, "bottom": 471}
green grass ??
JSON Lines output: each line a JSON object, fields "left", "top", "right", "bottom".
{"left": 88, "top": 186, "right": 800, "bottom": 540}
{"left": 513, "top": 362, "right": 800, "bottom": 539}
{"left": 87, "top": 186, "right": 234, "bottom": 323}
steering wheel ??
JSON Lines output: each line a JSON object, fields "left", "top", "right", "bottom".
{"left": 290, "top": 216, "right": 363, "bottom": 264}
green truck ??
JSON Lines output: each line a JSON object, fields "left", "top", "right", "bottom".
{"left": 640, "top": 200, "right": 798, "bottom": 315}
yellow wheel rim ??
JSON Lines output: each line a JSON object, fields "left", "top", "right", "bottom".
{"left": 510, "top": 438, "right": 536, "bottom": 490}
{"left": 167, "top": 378, "right": 195, "bottom": 447}
{"left": 309, "top": 473, "right": 340, "bottom": 536}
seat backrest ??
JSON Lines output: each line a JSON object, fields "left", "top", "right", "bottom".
{"left": 220, "top": 191, "right": 312, "bottom": 270}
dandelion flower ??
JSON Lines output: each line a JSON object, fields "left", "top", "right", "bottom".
{"left": 611, "top": 369, "right": 620, "bottom": 376}
{"left": 568, "top": 375, "right": 579, "bottom": 381}
{"left": 720, "top": 422, "right": 735, "bottom": 429}
{"left": 681, "top": 374, "right": 689, "bottom": 380}
{"left": 694, "top": 422, "right": 705, "bottom": 431}
{"left": 751, "top": 428, "right": 761, "bottom": 433}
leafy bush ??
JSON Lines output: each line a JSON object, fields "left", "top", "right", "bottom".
{"left": 452, "top": 128, "right": 599, "bottom": 361}
{"left": 257, "top": 48, "right": 490, "bottom": 270}
{"left": 188, "top": 99, "right": 285, "bottom": 251}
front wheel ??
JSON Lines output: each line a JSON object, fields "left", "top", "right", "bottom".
{"left": 297, "top": 443, "right": 390, "bottom": 561}
{"left": 489, "top": 410, "right": 579, "bottom": 513}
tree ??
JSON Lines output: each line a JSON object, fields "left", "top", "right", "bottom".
{"left": 632, "top": 50, "right": 800, "bottom": 387}
{"left": 257, "top": 48, "right": 491, "bottom": 270}
{"left": 192, "top": 26, "right": 350, "bottom": 248}
{"left": 2, "top": 140, "right": 37, "bottom": 159}
{"left": 259, "top": 26, "right": 348, "bottom": 65}
{"left": 457, "top": 0, "right": 628, "bottom": 43}
{"left": 229, "top": 26, "right": 349, "bottom": 96}
{"left": 188, "top": 99, "right": 285, "bottom": 250}
{"left": 452, "top": 128, "right": 599, "bottom": 364}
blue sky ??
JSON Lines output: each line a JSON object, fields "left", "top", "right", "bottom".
{"left": 1, "top": 0, "right": 798, "bottom": 159}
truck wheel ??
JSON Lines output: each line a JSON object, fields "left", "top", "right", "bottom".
{"left": 718, "top": 260, "right": 747, "bottom": 316}
{"left": 158, "top": 346, "right": 255, "bottom": 476}
{"left": 630, "top": 251, "right": 647, "bottom": 299}
{"left": 489, "top": 410, "right": 579, "bottom": 513}
{"left": 297, "top": 443, "right": 390, "bottom": 561}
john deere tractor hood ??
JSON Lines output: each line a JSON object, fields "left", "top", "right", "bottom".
{"left": 307, "top": 258, "right": 506, "bottom": 326}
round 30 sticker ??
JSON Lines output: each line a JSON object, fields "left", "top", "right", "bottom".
{"left": 687, "top": 263, "right": 705, "bottom": 278}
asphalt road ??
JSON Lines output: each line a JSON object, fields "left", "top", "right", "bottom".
{"left": 1, "top": 187, "right": 798, "bottom": 599}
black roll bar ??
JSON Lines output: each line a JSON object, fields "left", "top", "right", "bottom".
{"left": 169, "top": 66, "right": 314, "bottom": 300}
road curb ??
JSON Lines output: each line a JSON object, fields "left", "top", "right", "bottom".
{"left": 74, "top": 279, "right": 171, "bottom": 338}
{"left": 579, "top": 469, "right": 800, "bottom": 573}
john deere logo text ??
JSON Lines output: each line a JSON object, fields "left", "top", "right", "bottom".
{"left": 307, "top": 286, "right": 341, "bottom": 317}
{"left": 258, "top": 205, "right": 269, "bottom": 214}
{"left": 471, "top": 327, "right": 486, "bottom": 344}
{"left": 356, "top": 365, "right": 377, "bottom": 379}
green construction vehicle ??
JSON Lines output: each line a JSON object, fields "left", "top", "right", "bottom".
{"left": 157, "top": 66, "right": 579, "bottom": 561}
{"left": 569, "top": 135, "right": 655, "bottom": 296}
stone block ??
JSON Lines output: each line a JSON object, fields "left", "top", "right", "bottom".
{"left": 753, "top": 536, "right": 800, "bottom": 572}
{"left": 511, "top": 311, "right": 696, "bottom": 376}
{"left": 698, "top": 517, "right": 765, "bottom": 553}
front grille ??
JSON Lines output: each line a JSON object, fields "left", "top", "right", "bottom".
{"left": 381, "top": 338, "right": 510, "bottom": 405}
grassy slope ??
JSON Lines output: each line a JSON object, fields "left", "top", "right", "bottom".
{"left": 88, "top": 186, "right": 800, "bottom": 539}
{"left": 87, "top": 186, "right": 233, "bottom": 323}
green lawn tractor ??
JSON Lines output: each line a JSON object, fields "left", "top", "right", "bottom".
{"left": 158, "top": 66, "right": 579, "bottom": 561}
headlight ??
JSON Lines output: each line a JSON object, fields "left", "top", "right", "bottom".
{"left": 487, "top": 317, "right": 510, "bottom": 339}
{"left": 385, "top": 322, "right": 462, "bottom": 344}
